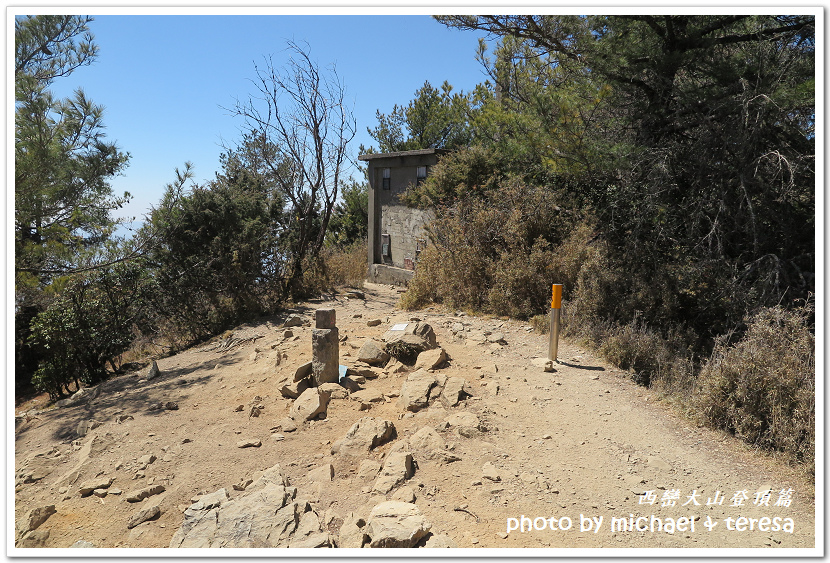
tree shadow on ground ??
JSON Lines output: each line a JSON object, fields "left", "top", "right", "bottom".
{"left": 556, "top": 361, "right": 605, "bottom": 371}
{"left": 15, "top": 355, "right": 243, "bottom": 445}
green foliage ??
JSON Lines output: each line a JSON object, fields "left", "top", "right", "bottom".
{"left": 400, "top": 145, "right": 506, "bottom": 208}
{"left": 326, "top": 179, "right": 368, "bottom": 246}
{"left": 399, "top": 15, "right": 814, "bottom": 465}
{"left": 696, "top": 305, "right": 815, "bottom": 466}
{"left": 15, "top": 15, "right": 130, "bottom": 284}
{"left": 15, "top": 15, "right": 131, "bottom": 394}
{"left": 143, "top": 159, "right": 283, "bottom": 343}
{"left": 368, "top": 80, "right": 472, "bottom": 152}
{"left": 28, "top": 263, "right": 150, "bottom": 400}
{"left": 15, "top": 15, "right": 98, "bottom": 98}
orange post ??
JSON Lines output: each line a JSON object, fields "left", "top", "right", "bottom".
{"left": 551, "top": 284, "right": 563, "bottom": 309}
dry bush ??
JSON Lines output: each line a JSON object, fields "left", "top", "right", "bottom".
{"left": 320, "top": 239, "right": 368, "bottom": 288}
{"left": 401, "top": 181, "right": 589, "bottom": 319}
{"left": 301, "top": 240, "right": 368, "bottom": 295}
{"left": 695, "top": 305, "right": 815, "bottom": 467}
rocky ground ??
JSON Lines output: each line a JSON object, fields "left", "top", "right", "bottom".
{"left": 13, "top": 283, "right": 816, "bottom": 551}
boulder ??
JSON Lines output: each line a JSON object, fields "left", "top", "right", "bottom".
{"left": 307, "top": 464, "right": 334, "bottom": 483}
{"left": 367, "top": 501, "right": 431, "bottom": 548}
{"left": 486, "top": 332, "right": 506, "bottom": 344}
{"left": 372, "top": 452, "right": 414, "bottom": 494}
{"left": 290, "top": 388, "right": 331, "bottom": 421}
{"left": 280, "top": 377, "right": 310, "bottom": 399}
{"left": 70, "top": 540, "right": 97, "bottom": 548}
{"left": 16, "top": 529, "right": 50, "bottom": 548}
{"left": 146, "top": 360, "right": 161, "bottom": 381}
{"left": 439, "top": 377, "right": 471, "bottom": 407}
{"left": 293, "top": 362, "right": 313, "bottom": 383}
{"left": 236, "top": 439, "right": 262, "bottom": 448}
{"left": 390, "top": 485, "right": 417, "bottom": 504}
{"left": 279, "top": 417, "right": 298, "bottom": 432}
{"left": 138, "top": 454, "right": 156, "bottom": 468}
{"left": 443, "top": 411, "right": 481, "bottom": 433}
{"left": 413, "top": 348, "right": 447, "bottom": 371}
{"left": 335, "top": 417, "right": 397, "bottom": 456}
{"left": 170, "top": 464, "right": 322, "bottom": 548}
{"left": 423, "top": 534, "right": 458, "bottom": 548}
{"left": 16, "top": 505, "right": 56, "bottom": 538}
{"left": 76, "top": 419, "right": 101, "bottom": 438}
{"left": 318, "top": 382, "right": 349, "bottom": 399}
{"left": 338, "top": 512, "right": 368, "bottom": 548}
{"left": 289, "top": 531, "right": 330, "bottom": 548}
{"left": 531, "top": 357, "right": 556, "bottom": 372}
{"left": 482, "top": 462, "right": 502, "bottom": 482}
{"left": 366, "top": 319, "right": 382, "bottom": 327}
{"left": 408, "top": 426, "right": 446, "bottom": 452}
{"left": 357, "top": 340, "right": 390, "bottom": 366}
{"left": 127, "top": 505, "right": 160, "bottom": 529}
{"left": 350, "top": 388, "right": 385, "bottom": 404}
{"left": 282, "top": 314, "right": 305, "bottom": 327}
{"left": 339, "top": 376, "right": 361, "bottom": 392}
{"left": 357, "top": 459, "right": 381, "bottom": 480}
{"left": 424, "top": 450, "right": 462, "bottom": 464}
{"left": 349, "top": 365, "right": 382, "bottom": 379}
{"left": 398, "top": 371, "right": 438, "bottom": 412}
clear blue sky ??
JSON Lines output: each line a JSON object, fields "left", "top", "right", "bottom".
{"left": 38, "top": 12, "right": 493, "bottom": 230}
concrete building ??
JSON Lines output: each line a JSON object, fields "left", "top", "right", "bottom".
{"left": 358, "top": 148, "right": 449, "bottom": 285}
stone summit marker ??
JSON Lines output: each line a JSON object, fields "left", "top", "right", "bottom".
{"left": 312, "top": 308, "right": 339, "bottom": 386}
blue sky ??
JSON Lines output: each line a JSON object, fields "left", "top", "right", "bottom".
{"left": 34, "top": 12, "right": 493, "bottom": 230}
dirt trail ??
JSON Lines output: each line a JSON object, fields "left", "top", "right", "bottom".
{"left": 13, "top": 283, "right": 816, "bottom": 550}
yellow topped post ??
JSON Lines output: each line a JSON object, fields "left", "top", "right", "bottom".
{"left": 549, "top": 284, "right": 563, "bottom": 361}
{"left": 551, "top": 284, "right": 562, "bottom": 309}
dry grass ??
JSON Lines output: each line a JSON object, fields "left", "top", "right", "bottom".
{"left": 694, "top": 305, "right": 815, "bottom": 469}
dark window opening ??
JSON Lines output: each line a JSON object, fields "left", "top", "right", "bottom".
{"left": 416, "top": 165, "right": 428, "bottom": 186}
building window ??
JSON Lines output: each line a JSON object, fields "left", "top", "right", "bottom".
{"left": 416, "top": 165, "right": 428, "bottom": 186}
{"left": 382, "top": 168, "right": 391, "bottom": 190}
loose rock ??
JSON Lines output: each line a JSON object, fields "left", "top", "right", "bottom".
{"left": 372, "top": 452, "right": 415, "bottom": 494}
{"left": 398, "top": 371, "right": 438, "bottom": 412}
{"left": 413, "top": 347, "right": 447, "bottom": 371}
{"left": 236, "top": 439, "right": 262, "bottom": 448}
{"left": 367, "top": 501, "right": 431, "bottom": 548}
{"left": 482, "top": 462, "right": 502, "bottom": 482}
{"left": 307, "top": 464, "right": 334, "bottom": 483}
{"left": 78, "top": 477, "right": 114, "bottom": 497}
{"left": 16, "top": 505, "right": 56, "bottom": 538}
{"left": 334, "top": 417, "right": 397, "bottom": 456}
{"left": 290, "top": 388, "right": 331, "bottom": 422}
{"left": 357, "top": 340, "right": 390, "bottom": 366}
{"left": 127, "top": 505, "right": 160, "bottom": 529}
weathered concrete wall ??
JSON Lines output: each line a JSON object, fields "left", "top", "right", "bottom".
{"left": 368, "top": 264, "right": 415, "bottom": 286}
{"left": 361, "top": 149, "right": 447, "bottom": 279}
{"left": 380, "top": 205, "right": 434, "bottom": 270}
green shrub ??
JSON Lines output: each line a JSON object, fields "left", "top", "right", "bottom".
{"left": 695, "top": 305, "right": 815, "bottom": 467}
{"left": 28, "top": 264, "right": 148, "bottom": 400}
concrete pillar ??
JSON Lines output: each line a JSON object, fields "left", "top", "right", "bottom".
{"left": 312, "top": 308, "right": 339, "bottom": 385}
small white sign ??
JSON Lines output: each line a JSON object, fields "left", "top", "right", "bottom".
{"left": 390, "top": 323, "right": 409, "bottom": 331}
